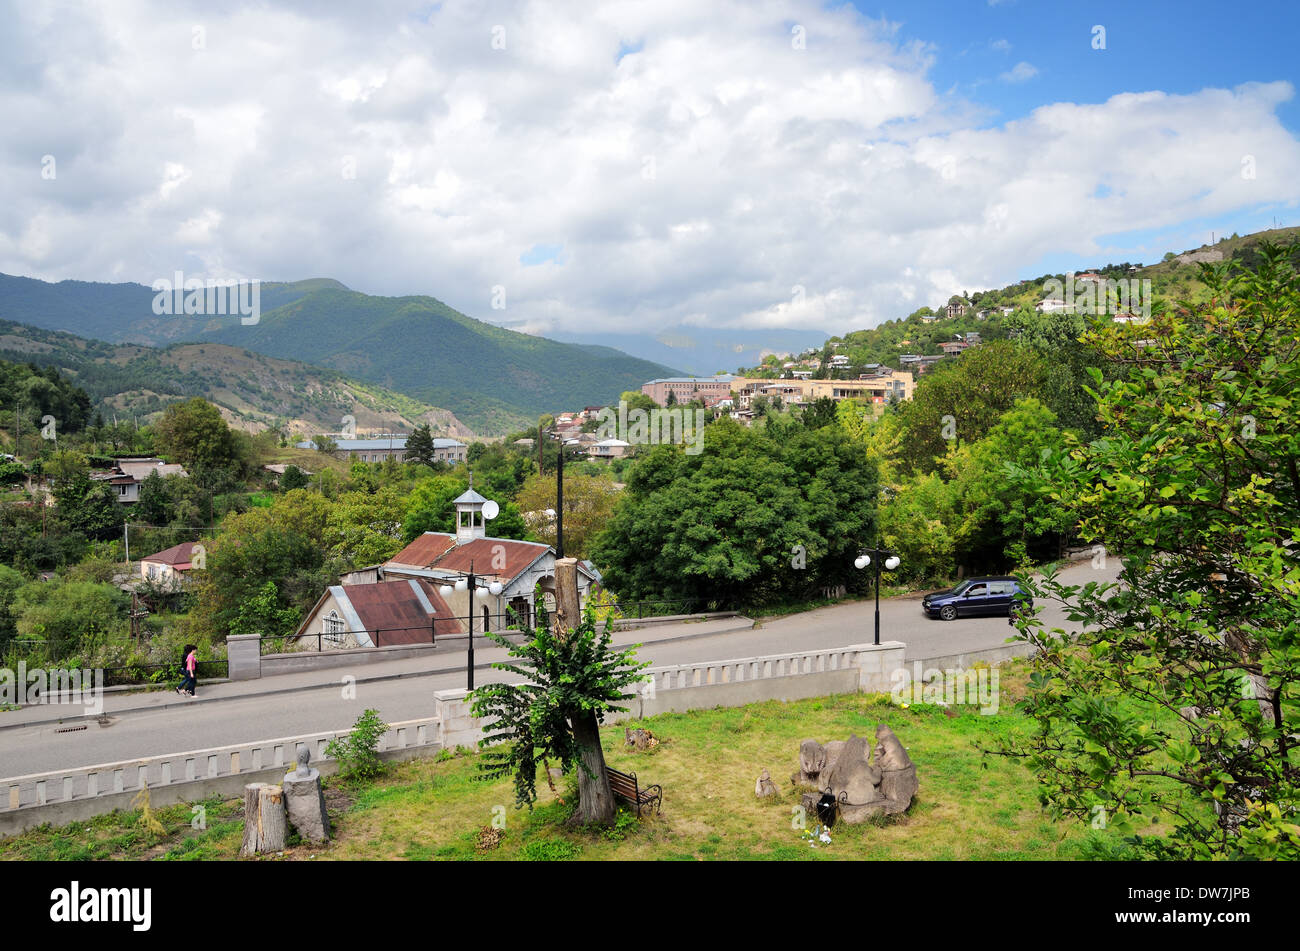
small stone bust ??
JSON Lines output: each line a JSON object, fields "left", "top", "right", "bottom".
{"left": 293, "top": 746, "right": 311, "bottom": 778}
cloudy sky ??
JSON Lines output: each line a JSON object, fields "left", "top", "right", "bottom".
{"left": 3, "top": 0, "right": 1299, "bottom": 339}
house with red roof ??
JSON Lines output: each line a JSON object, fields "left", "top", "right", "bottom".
{"left": 292, "top": 578, "right": 460, "bottom": 650}
{"left": 380, "top": 485, "right": 599, "bottom": 633}
{"left": 296, "top": 484, "right": 600, "bottom": 644}
{"left": 140, "top": 541, "right": 200, "bottom": 586}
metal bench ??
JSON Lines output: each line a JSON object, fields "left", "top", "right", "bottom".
{"left": 606, "top": 766, "right": 662, "bottom": 816}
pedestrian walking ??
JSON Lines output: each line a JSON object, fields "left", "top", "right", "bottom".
{"left": 176, "top": 644, "right": 198, "bottom": 697}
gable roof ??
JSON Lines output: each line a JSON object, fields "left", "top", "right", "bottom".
{"left": 297, "top": 579, "right": 459, "bottom": 646}
{"left": 141, "top": 541, "right": 198, "bottom": 566}
{"left": 430, "top": 537, "right": 550, "bottom": 582}
{"left": 386, "top": 532, "right": 556, "bottom": 585}
{"left": 386, "top": 532, "right": 458, "bottom": 568}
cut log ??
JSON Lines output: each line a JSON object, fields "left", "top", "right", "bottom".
{"left": 240, "top": 783, "right": 287, "bottom": 856}
{"left": 553, "top": 557, "right": 581, "bottom": 640}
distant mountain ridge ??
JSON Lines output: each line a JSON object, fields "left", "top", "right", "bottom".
{"left": 544, "top": 325, "right": 831, "bottom": 377}
{"left": 0, "top": 319, "right": 474, "bottom": 439}
{"left": 0, "top": 275, "right": 680, "bottom": 434}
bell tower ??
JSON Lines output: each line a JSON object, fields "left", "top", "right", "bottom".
{"left": 453, "top": 472, "right": 489, "bottom": 544}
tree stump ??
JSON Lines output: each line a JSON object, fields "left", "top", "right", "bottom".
{"left": 552, "top": 557, "right": 582, "bottom": 639}
{"left": 240, "top": 783, "right": 287, "bottom": 856}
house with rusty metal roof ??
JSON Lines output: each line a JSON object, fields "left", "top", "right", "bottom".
{"left": 378, "top": 485, "right": 599, "bottom": 633}
{"left": 292, "top": 578, "right": 460, "bottom": 650}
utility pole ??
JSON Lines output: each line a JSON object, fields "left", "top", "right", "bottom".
{"left": 556, "top": 439, "right": 564, "bottom": 559}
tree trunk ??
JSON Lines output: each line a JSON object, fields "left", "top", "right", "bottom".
{"left": 553, "top": 557, "right": 615, "bottom": 825}
{"left": 240, "top": 783, "right": 287, "bottom": 856}
{"left": 570, "top": 708, "right": 616, "bottom": 825}
{"left": 552, "top": 557, "right": 582, "bottom": 638}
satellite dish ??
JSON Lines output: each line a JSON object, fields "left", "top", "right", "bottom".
{"left": 482, "top": 500, "right": 500, "bottom": 521}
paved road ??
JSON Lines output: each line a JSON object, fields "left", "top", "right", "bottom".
{"left": 0, "top": 561, "right": 1116, "bottom": 778}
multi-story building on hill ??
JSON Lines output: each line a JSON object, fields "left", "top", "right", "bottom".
{"left": 296, "top": 435, "right": 467, "bottom": 464}
{"left": 640, "top": 375, "right": 738, "bottom": 406}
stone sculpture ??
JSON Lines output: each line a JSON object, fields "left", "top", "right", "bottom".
{"left": 789, "top": 724, "right": 917, "bottom": 824}
{"left": 873, "top": 725, "right": 919, "bottom": 814}
{"left": 755, "top": 768, "right": 779, "bottom": 798}
{"left": 282, "top": 745, "right": 331, "bottom": 844}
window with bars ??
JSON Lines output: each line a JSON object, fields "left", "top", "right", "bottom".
{"left": 323, "top": 610, "right": 345, "bottom": 644}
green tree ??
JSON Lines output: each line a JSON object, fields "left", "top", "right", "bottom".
{"left": 51, "top": 469, "right": 121, "bottom": 540}
{"left": 472, "top": 603, "right": 648, "bottom": 824}
{"left": 153, "top": 398, "right": 240, "bottom": 473}
{"left": 515, "top": 469, "right": 619, "bottom": 559}
{"left": 402, "top": 475, "right": 528, "bottom": 543}
{"left": 280, "top": 464, "right": 308, "bottom": 491}
{"left": 405, "top": 424, "right": 436, "bottom": 468}
{"left": 895, "top": 341, "right": 1049, "bottom": 473}
{"left": 229, "top": 580, "right": 302, "bottom": 640}
{"left": 136, "top": 469, "right": 171, "bottom": 524}
{"left": 402, "top": 475, "right": 469, "bottom": 541}
{"left": 327, "top": 487, "right": 407, "bottom": 567}
{"left": 944, "top": 398, "right": 1072, "bottom": 571}
{"left": 592, "top": 419, "right": 876, "bottom": 606}
{"left": 800, "top": 396, "right": 838, "bottom": 430}
{"left": 12, "top": 579, "right": 128, "bottom": 662}
{"left": 0, "top": 564, "right": 26, "bottom": 653}
{"left": 999, "top": 248, "right": 1300, "bottom": 858}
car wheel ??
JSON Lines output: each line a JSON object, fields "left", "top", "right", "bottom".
{"left": 939, "top": 604, "right": 957, "bottom": 621}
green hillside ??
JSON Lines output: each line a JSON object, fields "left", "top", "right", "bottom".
{"left": 0, "top": 276, "right": 679, "bottom": 434}
{"left": 0, "top": 320, "right": 473, "bottom": 439}
{"left": 199, "top": 288, "right": 676, "bottom": 433}
{"left": 749, "top": 226, "right": 1300, "bottom": 373}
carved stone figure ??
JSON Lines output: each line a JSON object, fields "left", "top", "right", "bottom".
{"left": 793, "top": 739, "right": 826, "bottom": 787}
{"left": 790, "top": 725, "right": 917, "bottom": 824}
{"left": 755, "top": 768, "right": 779, "bottom": 798}
{"left": 283, "top": 745, "right": 330, "bottom": 843}
{"left": 872, "top": 724, "right": 918, "bottom": 814}
{"left": 820, "top": 734, "right": 883, "bottom": 823}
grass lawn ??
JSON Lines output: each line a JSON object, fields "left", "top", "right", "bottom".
{"left": 1, "top": 673, "right": 1146, "bottom": 861}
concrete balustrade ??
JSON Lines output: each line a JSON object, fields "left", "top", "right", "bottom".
{"left": 0, "top": 716, "right": 440, "bottom": 838}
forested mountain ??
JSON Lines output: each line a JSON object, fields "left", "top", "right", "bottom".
{"left": 0, "top": 320, "right": 472, "bottom": 438}
{"left": 0, "top": 276, "right": 678, "bottom": 433}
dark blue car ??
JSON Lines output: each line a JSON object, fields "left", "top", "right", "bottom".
{"left": 921, "top": 576, "right": 1031, "bottom": 621}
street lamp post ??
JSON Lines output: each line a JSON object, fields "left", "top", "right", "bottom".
{"left": 854, "top": 544, "right": 901, "bottom": 646}
{"left": 440, "top": 563, "right": 506, "bottom": 691}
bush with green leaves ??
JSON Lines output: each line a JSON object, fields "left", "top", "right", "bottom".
{"left": 998, "top": 246, "right": 1300, "bottom": 859}
{"left": 324, "top": 708, "right": 389, "bottom": 782}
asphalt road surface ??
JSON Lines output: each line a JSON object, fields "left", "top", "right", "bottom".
{"left": 0, "top": 560, "right": 1117, "bottom": 779}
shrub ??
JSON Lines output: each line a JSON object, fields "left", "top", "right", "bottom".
{"left": 325, "top": 708, "right": 389, "bottom": 782}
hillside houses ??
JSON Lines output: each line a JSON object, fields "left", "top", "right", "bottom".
{"left": 91, "top": 457, "right": 188, "bottom": 504}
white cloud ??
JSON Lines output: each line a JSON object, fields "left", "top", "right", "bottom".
{"left": 1000, "top": 61, "right": 1038, "bottom": 83}
{"left": 0, "top": 2, "right": 1297, "bottom": 338}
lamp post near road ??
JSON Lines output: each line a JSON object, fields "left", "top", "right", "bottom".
{"left": 440, "top": 563, "right": 505, "bottom": 691}
{"left": 854, "top": 545, "right": 900, "bottom": 646}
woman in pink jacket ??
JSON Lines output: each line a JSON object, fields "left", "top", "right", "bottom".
{"left": 176, "top": 645, "right": 198, "bottom": 697}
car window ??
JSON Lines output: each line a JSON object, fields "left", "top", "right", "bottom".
{"left": 988, "top": 582, "right": 1009, "bottom": 595}
{"left": 965, "top": 584, "right": 987, "bottom": 596}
